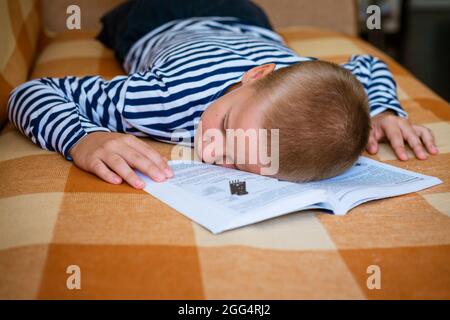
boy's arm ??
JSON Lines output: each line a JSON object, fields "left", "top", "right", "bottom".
{"left": 342, "top": 54, "right": 407, "bottom": 117}
{"left": 342, "top": 54, "right": 437, "bottom": 160}
{"left": 7, "top": 75, "right": 172, "bottom": 187}
{"left": 7, "top": 77, "right": 113, "bottom": 158}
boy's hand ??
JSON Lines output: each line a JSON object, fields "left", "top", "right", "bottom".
{"left": 69, "top": 132, "right": 173, "bottom": 189}
{"left": 367, "top": 111, "right": 438, "bottom": 161}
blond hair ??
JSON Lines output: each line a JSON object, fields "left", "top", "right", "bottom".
{"left": 254, "top": 60, "right": 370, "bottom": 181}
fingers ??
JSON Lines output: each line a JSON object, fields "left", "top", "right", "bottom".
{"left": 120, "top": 147, "right": 167, "bottom": 183}
{"left": 366, "top": 120, "right": 386, "bottom": 155}
{"left": 371, "top": 112, "right": 438, "bottom": 161}
{"left": 124, "top": 136, "right": 173, "bottom": 178}
{"left": 382, "top": 124, "right": 408, "bottom": 161}
{"left": 72, "top": 132, "right": 174, "bottom": 189}
{"left": 104, "top": 153, "right": 146, "bottom": 189}
{"left": 366, "top": 130, "right": 379, "bottom": 154}
{"left": 399, "top": 122, "right": 427, "bottom": 160}
{"left": 90, "top": 160, "right": 123, "bottom": 185}
{"left": 414, "top": 125, "right": 439, "bottom": 155}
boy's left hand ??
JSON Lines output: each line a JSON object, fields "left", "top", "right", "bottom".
{"left": 367, "top": 111, "right": 438, "bottom": 161}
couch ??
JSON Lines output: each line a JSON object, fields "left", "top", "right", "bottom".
{"left": 1, "top": 0, "right": 449, "bottom": 299}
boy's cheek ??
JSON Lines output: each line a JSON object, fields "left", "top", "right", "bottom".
{"left": 217, "top": 162, "right": 237, "bottom": 169}
{"left": 235, "top": 163, "right": 262, "bottom": 175}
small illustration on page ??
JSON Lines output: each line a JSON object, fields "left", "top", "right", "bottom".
{"left": 229, "top": 180, "right": 249, "bottom": 196}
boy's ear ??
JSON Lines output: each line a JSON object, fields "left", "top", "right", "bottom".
{"left": 242, "top": 63, "right": 276, "bottom": 84}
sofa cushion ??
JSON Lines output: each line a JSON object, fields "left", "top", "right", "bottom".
{"left": 30, "top": 31, "right": 124, "bottom": 80}
{"left": 1, "top": 28, "right": 450, "bottom": 299}
{"left": 0, "top": 0, "right": 41, "bottom": 128}
{"left": 40, "top": 0, "right": 358, "bottom": 35}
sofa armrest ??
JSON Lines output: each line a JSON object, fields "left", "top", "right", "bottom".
{"left": 0, "top": 0, "right": 42, "bottom": 128}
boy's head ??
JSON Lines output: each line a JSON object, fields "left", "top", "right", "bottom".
{"left": 197, "top": 60, "right": 370, "bottom": 181}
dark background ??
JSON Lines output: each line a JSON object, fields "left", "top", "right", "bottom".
{"left": 360, "top": 0, "right": 450, "bottom": 102}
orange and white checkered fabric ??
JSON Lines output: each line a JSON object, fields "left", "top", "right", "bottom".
{"left": 0, "top": 27, "right": 449, "bottom": 299}
{"left": 0, "top": 0, "right": 41, "bottom": 127}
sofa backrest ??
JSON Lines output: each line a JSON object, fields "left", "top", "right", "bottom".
{"left": 41, "top": 0, "right": 358, "bottom": 36}
{"left": 0, "top": 0, "right": 42, "bottom": 128}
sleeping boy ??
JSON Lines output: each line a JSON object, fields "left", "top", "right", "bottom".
{"left": 7, "top": 0, "right": 437, "bottom": 189}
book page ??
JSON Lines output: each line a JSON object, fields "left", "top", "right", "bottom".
{"left": 303, "top": 157, "right": 442, "bottom": 214}
{"left": 166, "top": 162, "right": 321, "bottom": 213}
{"left": 138, "top": 161, "right": 325, "bottom": 233}
{"left": 138, "top": 157, "right": 441, "bottom": 233}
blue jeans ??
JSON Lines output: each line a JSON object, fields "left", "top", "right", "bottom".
{"left": 97, "top": 0, "right": 273, "bottom": 63}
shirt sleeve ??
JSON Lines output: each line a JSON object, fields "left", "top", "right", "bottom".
{"left": 6, "top": 75, "right": 128, "bottom": 160}
{"left": 341, "top": 54, "right": 407, "bottom": 118}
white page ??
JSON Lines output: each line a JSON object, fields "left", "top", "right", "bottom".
{"left": 138, "top": 157, "right": 442, "bottom": 233}
{"left": 138, "top": 161, "right": 325, "bottom": 233}
{"left": 301, "top": 157, "right": 443, "bottom": 214}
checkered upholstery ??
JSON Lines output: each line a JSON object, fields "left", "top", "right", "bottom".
{"left": 0, "top": 0, "right": 41, "bottom": 127}
{"left": 0, "top": 27, "right": 449, "bottom": 299}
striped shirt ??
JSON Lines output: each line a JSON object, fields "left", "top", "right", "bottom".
{"left": 7, "top": 17, "right": 406, "bottom": 160}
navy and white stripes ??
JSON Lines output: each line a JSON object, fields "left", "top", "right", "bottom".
{"left": 7, "top": 17, "right": 406, "bottom": 160}
{"left": 342, "top": 54, "right": 406, "bottom": 117}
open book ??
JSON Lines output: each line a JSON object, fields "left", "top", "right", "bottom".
{"left": 137, "top": 157, "right": 442, "bottom": 234}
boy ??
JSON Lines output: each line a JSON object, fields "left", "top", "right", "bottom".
{"left": 7, "top": 0, "right": 437, "bottom": 189}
